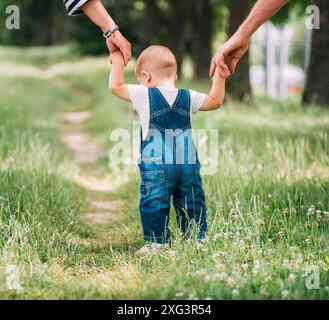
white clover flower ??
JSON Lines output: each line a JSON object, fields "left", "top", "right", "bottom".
{"left": 232, "top": 289, "right": 240, "bottom": 297}
{"left": 304, "top": 239, "right": 312, "bottom": 245}
{"left": 217, "top": 272, "right": 228, "bottom": 281}
{"left": 288, "top": 273, "right": 297, "bottom": 284}
{"left": 196, "top": 242, "right": 203, "bottom": 249}
{"left": 212, "top": 234, "right": 221, "bottom": 241}
{"left": 281, "top": 290, "right": 289, "bottom": 299}
{"left": 216, "top": 263, "right": 226, "bottom": 272}
{"left": 204, "top": 275, "right": 212, "bottom": 281}
{"left": 169, "top": 250, "right": 176, "bottom": 258}
{"left": 226, "top": 277, "right": 235, "bottom": 288}
{"left": 253, "top": 259, "right": 261, "bottom": 273}
{"left": 260, "top": 288, "right": 270, "bottom": 297}
{"left": 307, "top": 208, "right": 315, "bottom": 216}
{"left": 241, "top": 263, "right": 249, "bottom": 270}
{"left": 278, "top": 230, "right": 285, "bottom": 238}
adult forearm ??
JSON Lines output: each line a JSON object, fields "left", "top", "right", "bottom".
{"left": 81, "top": 0, "right": 114, "bottom": 32}
{"left": 237, "top": 0, "right": 289, "bottom": 39}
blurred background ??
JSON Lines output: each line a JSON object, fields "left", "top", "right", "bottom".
{"left": 0, "top": 0, "right": 328, "bottom": 106}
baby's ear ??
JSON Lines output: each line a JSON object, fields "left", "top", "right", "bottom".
{"left": 141, "top": 70, "right": 151, "bottom": 83}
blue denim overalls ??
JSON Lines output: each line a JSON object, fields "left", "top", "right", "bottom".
{"left": 139, "top": 88, "right": 207, "bottom": 244}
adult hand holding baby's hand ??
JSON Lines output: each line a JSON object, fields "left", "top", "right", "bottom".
{"left": 210, "top": 32, "right": 249, "bottom": 78}
{"left": 106, "top": 31, "right": 131, "bottom": 66}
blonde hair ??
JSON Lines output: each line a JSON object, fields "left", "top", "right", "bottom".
{"left": 135, "top": 45, "right": 177, "bottom": 79}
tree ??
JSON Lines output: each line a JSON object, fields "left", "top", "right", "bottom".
{"left": 165, "top": 0, "right": 191, "bottom": 75}
{"left": 226, "top": 0, "right": 252, "bottom": 102}
{"left": 0, "top": 0, "right": 64, "bottom": 46}
{"left": 303, "top": 0, "right": 329, "bottom": 106}
{"left": 139, "top": 0, "right": 158, "bottom": 49}
{"left": 191, "top": 0, "right": 214, "bottom": 79}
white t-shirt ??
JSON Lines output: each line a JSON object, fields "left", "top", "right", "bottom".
{"left": 128, "top": 85, "right": 206, "bottom": 140}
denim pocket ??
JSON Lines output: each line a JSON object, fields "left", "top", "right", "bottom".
{"left": 140, "top": 184, "right": 149, "bottom": 199}
{"left": 139, "top": 156, "right": 165, "bottom": 187}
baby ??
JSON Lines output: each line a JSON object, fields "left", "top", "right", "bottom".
{"left": 109, "top": 45, "right": 225, "bottom": 254}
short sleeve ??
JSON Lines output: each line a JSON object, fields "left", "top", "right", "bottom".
{"left": 128, "top": 85, "right": 150, "bottom": 141}
{"left": 64, "top": 0, "right": 89, "bottom": 16}
{"left": 189, "top": 90, "right": 206, "bottom": 114}
{"left": 128, "top": 84, "right": 149, "bottom": 113}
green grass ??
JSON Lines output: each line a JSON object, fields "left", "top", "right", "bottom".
{"left": 0, "top": 47, "right": 328, "bottom": 299}
{"left": 0, "top": 45, "right": 80, "bottom": 67}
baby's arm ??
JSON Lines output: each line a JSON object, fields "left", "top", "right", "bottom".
{"left": 200, "top": 69, "right": 226, "bottom": 111}
{"left": 109, "top": 51, "right": 131, "bottom": 101}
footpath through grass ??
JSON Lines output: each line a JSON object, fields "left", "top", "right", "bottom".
{"left": 0, "top": 47, "right": 328, "bottom": 299}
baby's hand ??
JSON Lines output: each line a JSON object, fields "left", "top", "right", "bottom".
{"left": 109, "top": 51, "right": 124, "bottom": 65}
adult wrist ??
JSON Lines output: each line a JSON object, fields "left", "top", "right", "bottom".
{"left": 235, "top": 25, "right": 252, "bottom": 43}
{"left": 100, "top": 18, "right": 115, "bottom": 32}
{"left": 103, "top": 24, "right": 119, "bottom": 38}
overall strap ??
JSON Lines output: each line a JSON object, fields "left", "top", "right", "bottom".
{"left": 171, "top": 89, "right": 191, "bottom": 115}
{"left": 148, "top": 88, "right": 170, "bottom": 117}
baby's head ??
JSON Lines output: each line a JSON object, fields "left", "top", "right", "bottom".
{"left": 135, "top": 45, "right": 177, "bottom": 87}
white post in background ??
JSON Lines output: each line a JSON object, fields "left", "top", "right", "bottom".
{"left": 279, "top": 26, "right": 294, "bottom": 101}
{"left": 304, "top": 28, "right": 313, "bottom": 75}
{"left": 265, "top": 22, "right": 279, "bottom": 98}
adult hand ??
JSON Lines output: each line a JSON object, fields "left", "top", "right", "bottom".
{"left": 106, "top": 30, "right": 131, "bottom": 66}
{"left": 210, "top": 32, "right": 249, "bottom": 78}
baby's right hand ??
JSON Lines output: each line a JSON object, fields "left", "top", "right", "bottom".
{"left": 110, "top": 51, "right": 124, "bottom": 64}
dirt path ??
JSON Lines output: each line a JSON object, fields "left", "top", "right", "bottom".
{"left": 60, "top": 110, "right": 124, "bottom": 225}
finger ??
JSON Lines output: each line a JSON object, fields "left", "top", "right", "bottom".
{"left": 219, "top": 68, "right": 230, "bottom": 78}
{"left": 125, "top": 42, "right": 132, "bottom": 63}
{"left": 222, "top": 63, "right": 231, "bottom": 77}
{"left": 122, "top": 48, "right": 129, "bottom": 66}
{"left": 210, "top": 57, "right": 217, "bottom": 77}
{"left": 118, "top": 42, "right": 130, "bottom": 66}
{"left": 216, "top": 59, "right": 230, "bottom": 78}
{"left": 229, "top": 57, "right": 239, "bottom": 74}
{"left": 216, "top": 53, "right": 230, "bottom": 77}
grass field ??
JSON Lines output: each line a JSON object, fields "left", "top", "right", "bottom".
{"left": 0, "top": 46, "right": 328, "bottom": 300}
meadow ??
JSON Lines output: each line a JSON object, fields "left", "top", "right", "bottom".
{"left": 0, "top": 46, "right": 328, "bottom": 300}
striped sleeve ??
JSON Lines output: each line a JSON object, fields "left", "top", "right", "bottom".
{"left": 63, "top": 0, "right": 89, "bottom": 16}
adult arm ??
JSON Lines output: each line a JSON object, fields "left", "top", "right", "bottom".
{"left": 210, "top": 0, "right": 289, "bottom": 78}
{"left": 63, "top": 0, "right": 131, "bottom": 65}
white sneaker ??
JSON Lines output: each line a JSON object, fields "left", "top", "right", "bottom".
{"left": 137, "top": 243, "right": 170, "bottom": 255}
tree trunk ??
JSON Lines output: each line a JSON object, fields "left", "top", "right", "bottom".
{"left": 139, "top": 0, "right": 158, "bottom": 49}
{"left": 191, "top": 0, "right": 213, "bottom": 80}
{"left": 165, "top": 0, "right": 191, "bottom": 75}
{"left": 226, "top": 0, "right": 252, "bottom": 102}
{"left": 303, "top": 0, "right": 329, "bottom": 106}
